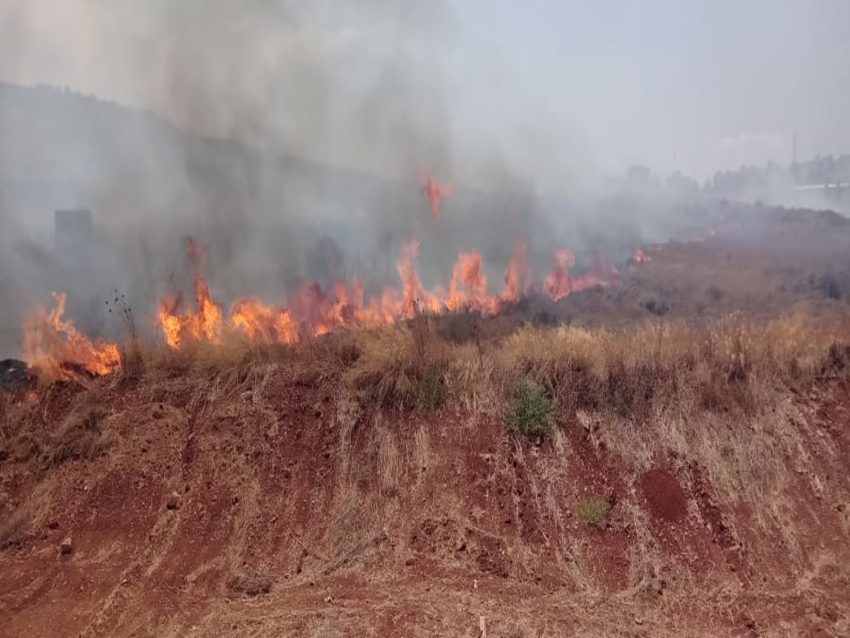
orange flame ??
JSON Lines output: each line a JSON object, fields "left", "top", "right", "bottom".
{"left": 230, "top": 297, "right": 298, "bottom": 344}
{"left": 502, "top": 242, "right": 533, "bottom": 302}
{"left": 446, "top": 251, "right": 497, "bottom": 313}
{"left": 543, "top": 249, "right": 576, "bottom": 301}
{"left": 157, "top": 274, "right": 223, "bottom": 348}
{"left": 156, "top": 237, "right": 623, "bottom": 349}
{"left": 420, "top": 172, "right": 453, "bottom": 221}
{"left": 24, "top": 292, "right": 121, "bottom": 379}
{"left": 544, "top": 250, "right": 618, "bottom": 301}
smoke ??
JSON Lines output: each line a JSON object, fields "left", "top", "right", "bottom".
{"left": 0, "top": 1, "right": 712, "bottom": 351}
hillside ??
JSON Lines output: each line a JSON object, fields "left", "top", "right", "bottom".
{"left": 2, "top": 206, "right": 850, "bottom": 637}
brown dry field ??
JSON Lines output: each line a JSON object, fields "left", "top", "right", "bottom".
{"left": 2, "top": 204, "right": 850, "bottom": 637}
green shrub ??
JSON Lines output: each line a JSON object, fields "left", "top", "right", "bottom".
{"left": 578, "top": 496, "right": 610, "bottom": 529}
{"left": 505, "top": 380, "right": 555, "bottom": 438}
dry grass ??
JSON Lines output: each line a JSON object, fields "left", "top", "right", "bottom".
{"left": 341, "top": 315, "right": 450, "bottom": 410}
{"left": 226, "top": 568, "right": 273, "bottom": 597}
{"left": 0, "top": 507, "right": 31, "bottom": 549}
{"left": 4, "top": 305, "right": 850, "bottom": 635}
{"left": 374, "top": 421, "right": 401, "bottom": 497}
{"left": 112, "top": 308, "right": 850, "bottom": 425}
{"left": 578, "top": 496, "right": 612, "bottom": 529}
{"left": 1, "top": 387, "right": 116, "bottom": 472}
{"left": 490, "top": 311, "right": 850, "bottom": 420}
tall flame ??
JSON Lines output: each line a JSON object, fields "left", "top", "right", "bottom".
{"left": 446, "top": 251, "right": 496, "bottom": 313}
{"left": 24, "top": 292, "right": 121, "bottom": 379}
{"left": 156, "top": 237, "right": 622, "bottom": 349}
{"left": 502, "top": 242, "right": 533, "bottom": 302}
{"left": 157, "top": 274, "right": 223, "bottom": 348}
{"left": 543, "top": 249, "right": 576, "bottom": 301}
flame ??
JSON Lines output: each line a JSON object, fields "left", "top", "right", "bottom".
{"left": 156, "top": 236, "right": 624, "bottom": 349}
{"left": 572, "top": 252, "right": 619, "bottom": 291}
{"left": 446, "top": 251, "right": 497, "bottom": 313}
{"left": 502, "top": 242, "right": 533, "bottom": 302}
{"left": 230, "top": 297, "right": 298, "bottom": 344}
{"left": 420, "top": 172, "right": 453, "bottom": 221}
{"left": 633, "top": 248, "right": 651, "bottom": 264}
{"left": 543, "top": 249, "right": 576, "bottom": 301}
{"left": 157, "top": 274, "right": 223, "bottom": 348}
{"left": 24, "top": 292, "right": 121, "bottom": 379}
{"left": 544, "top": 249, "right": 618, "bottom": 301}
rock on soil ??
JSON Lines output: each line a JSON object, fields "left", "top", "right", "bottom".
{"left": 166, "top": 492, "right": 182, "bottom": 510}
{"left": 59, "top": 537, "right": 73, "bottom": 555}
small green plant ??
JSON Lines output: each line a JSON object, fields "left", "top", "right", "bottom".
{"left": 505, "top": 379, "right": 555, "bottom": 438}
{"left": 578, "top": 496, "right": 611, "bottom": 529}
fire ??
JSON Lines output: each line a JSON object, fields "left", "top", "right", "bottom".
{"left": 633, "top": 248, "right": 651, "bottom": 263}
{"left": 155, "top": 237, "right": 623, "bottom": 349}
{"left": 543, "top": 249, "right": 575, "bottom": 301}
{"left": 157, "top": 274, "right": 223, "bottom": 348}
{"left": 502, "top": 242, "right": 532, "bottom": 302}
{"left": 544, "top": 249, "right": 618, "bottom": 301}
{"left": 230, "top": 297, "right": 298, "bottom": 344}
{"left": 420, "top": 172, "right": 453, "bottom": 221}
{"left": 24, "top": 292, "right": 121, "bottom": 379}
{"left": 446, "top": 251, "right": 496, "bottom": 313}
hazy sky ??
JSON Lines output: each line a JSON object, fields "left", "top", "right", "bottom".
{"left": 1, "top": 0, "right": 848, "bottom": 188}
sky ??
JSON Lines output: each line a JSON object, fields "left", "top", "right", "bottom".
{"left": 0, "top": 0, "right": 848, "bottom": 189}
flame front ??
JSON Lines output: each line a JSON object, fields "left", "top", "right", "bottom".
{"left": 156, "top": 238, "right": 621, "bottom": 349}
{"left": 544, "top": 249, "right": 619, "bottom": 301}
{"left": 24, "top": 292, "right": 121, "bottom": 379}
{"left": 230, "top": 297, "right": 298, "bottom": 344}
{"left": 502, "top": 242, "right": 532, "bottom": 302}
{"left": 157, "top": 274, "right": 223, "bottom": 348}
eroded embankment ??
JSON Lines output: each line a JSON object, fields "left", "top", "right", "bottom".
{"left": 1, "top": 321, "right": 850, "bottom": 637}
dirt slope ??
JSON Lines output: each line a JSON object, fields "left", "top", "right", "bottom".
{"left": 3, "top": 205, "right": 850, "bottom": 637}
{"left": 1, "top": 366, "right": 849, "bottom": 637}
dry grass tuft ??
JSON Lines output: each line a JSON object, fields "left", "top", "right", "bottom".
{"left": 490, "top": 311, "right": 850, "bottom": 419}
{"left": 226, "top": 568, "right": 273, "bottom": 597}
{"left": 375, "top": 422, "right": 401, "bottom": 497}
{"left": 0, "top": 508, "right": 31, "bottom": 549}
{"left": 578, "top": 496, "right": 611, "bottom": 529}
{"left": 44, "top": 405, "right": 113, "bottom": 468}
{"left": 343, "top": 315, "right": 449, "bottom": 409}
